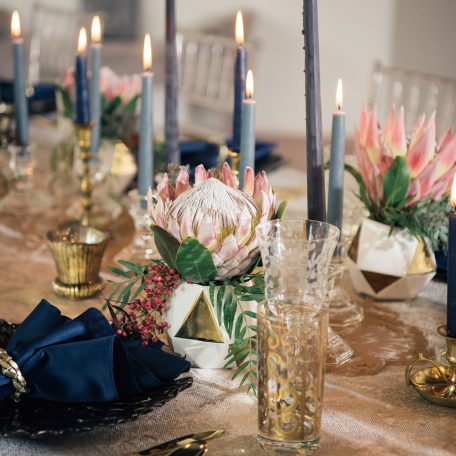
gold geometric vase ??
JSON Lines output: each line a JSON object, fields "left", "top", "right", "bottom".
{"left": 347, "top": 218, "right": 436, "bottom": 300}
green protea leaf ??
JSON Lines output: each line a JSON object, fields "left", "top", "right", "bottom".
{"left": 383, "top": 156, "right": 411, "bottom": 207}
{"left": 175, "top": 238, "right": 217, "bottom": 284}
{"left": 151, "top": 225, "right": 180, "bottom": 270}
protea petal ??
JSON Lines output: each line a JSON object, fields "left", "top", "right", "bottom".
{"left": 222, "top": 162, "right": 237, "bottom": 189}
{"left": 406, "top": 111, "right": 436, "bottom": 178}
{"left": 196, "top": 215, "right": 219, "bottom": 252}
{"left": 156, "top": 173, "right": 176, "bottom": 201}
{"left": 194, "top": 164, "right": 208, "bottom": 186}
{"left": 175, "top": 167, "right": 190, "bottom": 196}
{"left": 437, "top": 128, "right": 454, "bottom": 152}
{"left": 243, "top": 167, "right": 254, "bottom": 195}
{"left": 179, "top": 208, "right": 195, "bottom": 240}
{"left": 389, "top": 106, "right": 407, "bottom": 157}
{"left": 234, "top": 206, "right": 253, "bottom": 246}
{"left": 407, "top": 178, "right": 421, "bottom": 205}
{"left": 432, "top": 132, "right": 456, "bottom": 181}
{"left": 213, "top": 234, "right": 239, "bottom": 264}
{"left": 366, "top": 108, "right": 380, "bottom": 164}
{"left": 358, "top": 104, "right": 369, "bottom": 147}
{"left": 381, "top": 109, "right": 395, "bottom": 144}
{"left": 409, "top": 113, "right": 426, "bottom": 150}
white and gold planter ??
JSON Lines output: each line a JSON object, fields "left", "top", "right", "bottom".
{"left": 347, "top": 218, "right": 436, "bottom": 301}
{"left": 164, "top": 282, "right": 256, "bottom": 368}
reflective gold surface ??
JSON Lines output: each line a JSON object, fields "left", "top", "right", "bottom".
{"left": 406, "top": 326, "right": 456, "bottom": 407}
{"left": 47, "top": 225, "right": 108, "bottom": 299}
{"left": 175, "top": 291, "right": 224, "bottom": 343}
{"left": 257, "top": 303, "right": 327, "bottom": 449}
{"left": 75, "top": 124, "right": 93, "bottom": 227}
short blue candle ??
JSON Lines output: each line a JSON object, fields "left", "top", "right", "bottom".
{"left": 327, "top": 80, "right": 346, "bottom": 235}
{"left": 11, "top": 11, "right": 29, "bottom": 146}
{"left": 138, "top": 34, "right": 154, "bottom": 197}
{"left": 447, "top": 210, "right": 456, "bottom": 337}
{"left": 232, "top": 12, "right": 246, "bottom": 153}
{"left": 239, "top": 71, "right": 255, "bottom": 188}
{"left": 75, "top": 28, "right": 90, "bottom": 125}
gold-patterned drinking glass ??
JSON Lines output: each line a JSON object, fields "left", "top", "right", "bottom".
{"left": 47, "top": 225, "right": 109, "bottom": 299}
{"left": 255, "top": 219, "right": 339, "bottom": 454}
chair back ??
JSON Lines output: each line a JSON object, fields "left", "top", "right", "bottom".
{"left": 369, "top": 60, "right": 456, "bottom": 136}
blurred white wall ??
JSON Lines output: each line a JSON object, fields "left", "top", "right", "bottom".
{"left": 141, "top": 0, "right": 396, "bottom": 138}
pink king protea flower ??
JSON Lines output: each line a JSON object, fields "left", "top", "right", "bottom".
{"left": 355, "top": 106, "right": 456, "bottom": 206}
{"left": 147, "top": 163, "right": 278, "bottom": 281}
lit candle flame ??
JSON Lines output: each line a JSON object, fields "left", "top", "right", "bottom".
{"left": 91, "top": 15, "right": 101, "bottom": 44}
{"left": 451, "top": 174, "right": 456, "bottom": 208}
{"left": 336, "top": 78, "right": 343, "bottom": 110}
{"left": 246, "top": 70, "right": 254, "bottom": 98}
{"left": 143, "top": 33, "right": 152, "bottom": 72}
{"left": 235, "top": 11, "right": 244, "bottom": 46}
{"left": 78, "top": 27, "right": 87, "bottom": 54}
{"left": 11, "top": 11, "right": 21, "bottom": 39}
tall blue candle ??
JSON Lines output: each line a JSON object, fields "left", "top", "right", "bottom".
{"left": 239, "top": 70, "right": 255, "bottom": 189}
{"left": 75, "top": 27, "right": 90, "bottom": 125}
{"left": 232, "top": 11, "right": 246, "bottom": 153}
{"left": 327, "top": 79, "right": 346, "bottom": 235}
{"left": 165, "top": 0, "right": 180, "bottom": 166}
{"left": 90, "top": 16, "right": 102, "bottom": 153}
{"left": 447, "top": 179, "right": 456, "bottom": 337}
{"left": 11, "top": 11, "right": 29, "bottom": 146}
{"left": 138, "top": 34, "right": 154, "bottom": 196}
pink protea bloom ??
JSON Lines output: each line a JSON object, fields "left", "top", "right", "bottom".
{"left": 355, "top": 106, "right": 456, "bottom": 206}
{"left": 148, "top": 163, "right": 277, "bottom": 281}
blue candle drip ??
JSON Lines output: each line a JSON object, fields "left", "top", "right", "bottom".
{"left": 75, "top": 54, "right": 90, "bottom": 125}
{"left": 12, "top": 39, "right": 29, "bottom": 146}
{"left": 447, "top": 212, "right": 456, "bottom": 337}
{"left": 232, "top": 46, "right": 246, "bottom": 152}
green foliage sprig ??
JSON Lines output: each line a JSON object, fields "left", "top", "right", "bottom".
{"left": 345, "top": 160, "right": 450, "bottom": 249}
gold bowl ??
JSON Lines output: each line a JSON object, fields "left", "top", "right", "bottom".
{"left": 47, "top": 225, "right": 109, "bottom": 299}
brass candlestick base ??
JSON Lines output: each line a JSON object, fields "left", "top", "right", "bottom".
{"left": 227, "top": 149, "right": 240, "bottom": 184}
{"left": 406, "top": 326, "right": 456, "bottom": 408}
{"left": 75, "top": 123, "right": 93, "bottom": 226}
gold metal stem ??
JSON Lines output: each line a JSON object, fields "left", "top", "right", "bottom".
{"left": 75, "top": 123, "right": 93, "bottom": 226}
{"left": 228, "top": 149, "right": 240, "bottom": 186}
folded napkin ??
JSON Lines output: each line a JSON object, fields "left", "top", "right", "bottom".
{"left": 0, "top": 300, "right": 190, "bottom": 403}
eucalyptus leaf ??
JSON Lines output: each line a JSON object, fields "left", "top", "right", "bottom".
{"left": 151, "top": 225, "right": 180, "bottom": 270}
{"left": 216, "top": 285, "right": 226, "bottom": 325}
{"left": 107, "top": 266, "right": 131, "bottom": 278}
{"left": 175, "top": 238, "right": 217, "bottom": 284}
{"left": 117, "top": 260, "right": 142, "bottom": 275}
{"left": 275, "top": 200, "right": 288, "bottom": 220}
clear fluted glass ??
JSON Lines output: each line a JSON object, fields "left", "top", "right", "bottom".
{"left": 255, "top": 219, "right": 339, "bottom": 454}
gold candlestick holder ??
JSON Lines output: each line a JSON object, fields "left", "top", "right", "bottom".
{"left": 406, "top": 326, "right": 456, "bottom": 408}
{"left": 75, "top": 123, "right": 93, "bottom": 227}
{"left": 227, "top": 148, "right": 240, "bottom": 184}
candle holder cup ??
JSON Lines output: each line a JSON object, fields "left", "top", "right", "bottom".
{"left": 406, "top": 326, "right": 456, "bottom": 408}
{"left": 47, "top": 225, "right": 108, "bottom": 299}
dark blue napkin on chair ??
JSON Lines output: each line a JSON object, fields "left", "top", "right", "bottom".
{"left": 0, "top": 300, "right": 190, "bottom": 403}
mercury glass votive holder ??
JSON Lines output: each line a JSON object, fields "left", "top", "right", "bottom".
{"left": 256, "top": 220, "right": 339, "bottom": 454}
{"left": 47, "top": 225, "right": 109, "bottom": 299}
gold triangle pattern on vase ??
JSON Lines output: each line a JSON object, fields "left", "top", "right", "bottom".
{"left": 175, "top": 290, "right": 224, "bottom": 343}
{"left": 407, "top": 240, "right": 436, "bottom": 275}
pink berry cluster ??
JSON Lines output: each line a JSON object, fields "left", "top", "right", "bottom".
{"left": 116, "top": 262, "right": 181, "bottom": 346}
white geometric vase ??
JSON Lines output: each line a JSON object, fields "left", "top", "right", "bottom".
{"left": 347, "top": 218, "right": 436, "bottom": 300}
{"left": 164, "top": 282, "right": 256, "bottom": 368}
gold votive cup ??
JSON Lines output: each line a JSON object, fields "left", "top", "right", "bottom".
{"left": 47, "top": 225, "right": 109, "bottom": 299}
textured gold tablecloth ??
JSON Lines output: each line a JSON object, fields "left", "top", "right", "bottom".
{"left": 0, "top": 124, "right": 455, "bottom": 455}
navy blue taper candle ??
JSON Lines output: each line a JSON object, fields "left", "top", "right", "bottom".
{"left": 232, "top": 11, "right": 246, "bottom": 153}
{"left": 75, "top": 28, "right": 90, "bottom": 125}
{"left": 11, "top": 11, "right": 29, "bottom": 146}
{"left": 447, "top": 182, "right": 456, "bottom": 337}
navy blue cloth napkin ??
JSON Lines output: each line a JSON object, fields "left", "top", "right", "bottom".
{"left": 0, "top": 300, "right": 190, "bottom": 403}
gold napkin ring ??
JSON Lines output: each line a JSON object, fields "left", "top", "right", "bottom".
{"left": 0, "top": 348, "right": 29, "bottom": 401}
